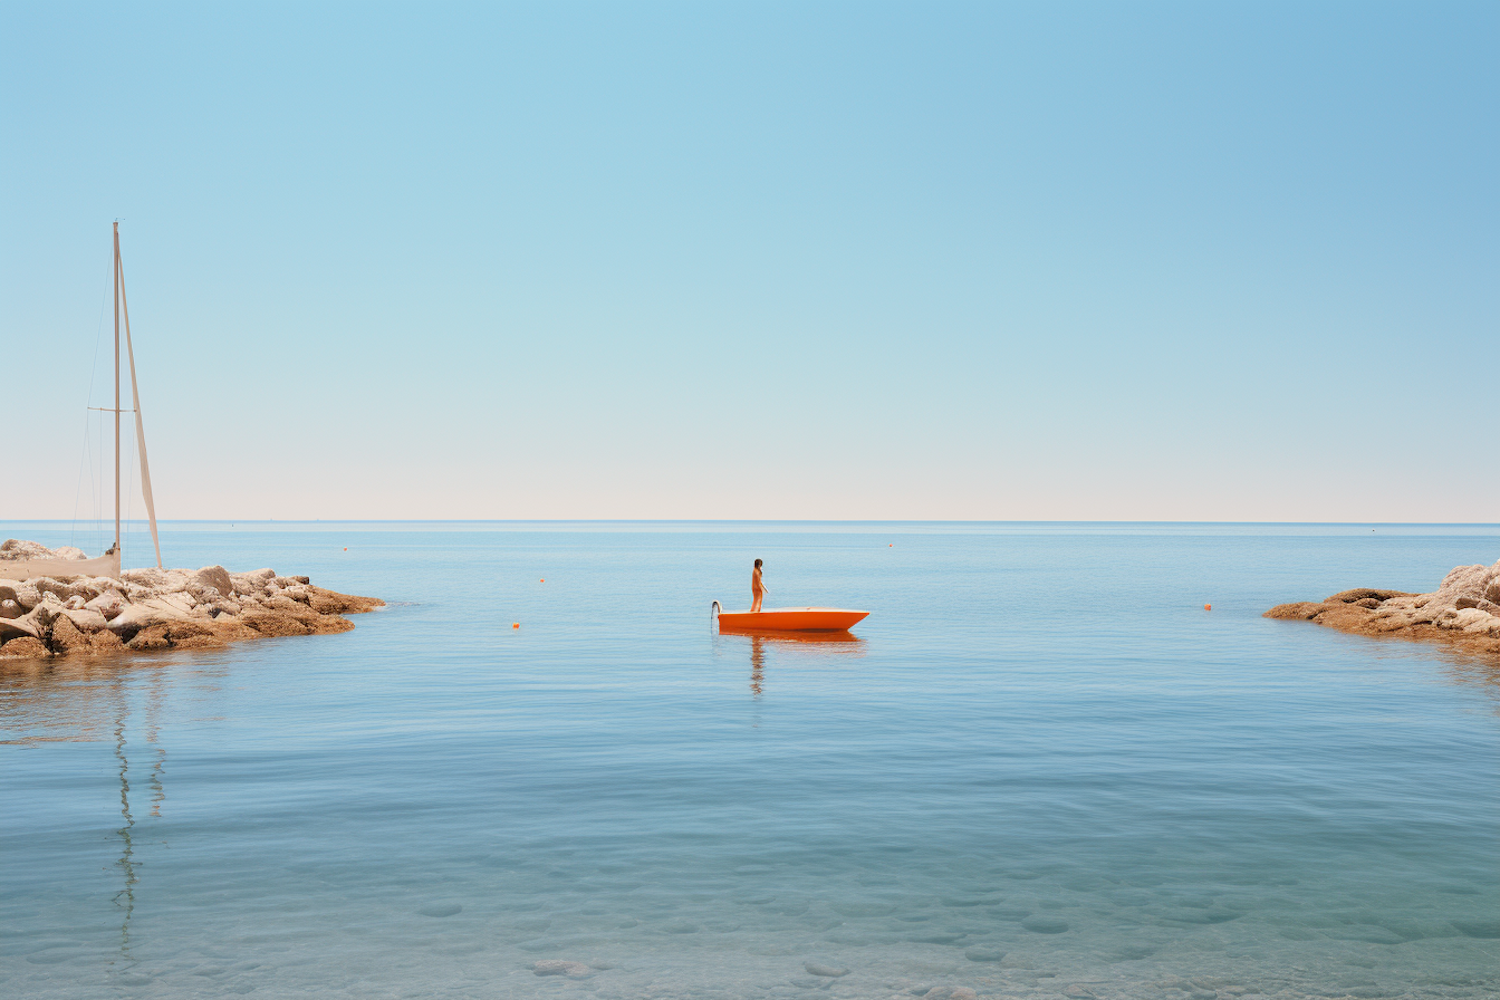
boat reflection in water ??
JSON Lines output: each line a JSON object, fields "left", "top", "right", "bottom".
{"left": 0, "top": 657, "right": 171, "bottom": 975}
{"left": 713, "top": 626, "right": 865, "bottom": 697}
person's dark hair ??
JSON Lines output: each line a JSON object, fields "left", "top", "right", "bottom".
{"left": 754, "top": 559, "right": 763, "bottom": 569}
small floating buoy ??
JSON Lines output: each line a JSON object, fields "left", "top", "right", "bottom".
{"left": 1204, "top": 604, "right": 1211, "bottom": 611}
{"left": 343, "top": 547, "right": 347, "bottom": 551}
{"left": 540, "top": 579, "right": 544, "bottom": 583}
{"left": 512, "top": 623, "right": 520, "bottom": 629}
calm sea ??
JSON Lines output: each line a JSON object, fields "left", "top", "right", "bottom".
{"left": 2, "top": 522, "right": 1498, "bottom": 1000}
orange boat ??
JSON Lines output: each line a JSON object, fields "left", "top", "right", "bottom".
{"left": 712, "top": 602, "right": 869, "bottom": 633}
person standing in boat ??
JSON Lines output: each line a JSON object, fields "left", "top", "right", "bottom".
{"left": 751, "top": 558, "right": 769, "bottom": 613}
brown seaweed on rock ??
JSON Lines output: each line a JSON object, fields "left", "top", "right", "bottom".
{"left": 1266, "top": 559, "right": 1500, "bottom": 662}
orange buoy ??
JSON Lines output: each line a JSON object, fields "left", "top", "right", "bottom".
{"left": 540, "top": 579, "right": 544, "bottom": 583}
{"left": 343, "top": 547, "right": 347, "bottom": 551}
{"left": 1204, "top": 604, "right": 1211, "bottom": 611}
{"left": 512, "top": 623, "right": 520, "bottom": 629}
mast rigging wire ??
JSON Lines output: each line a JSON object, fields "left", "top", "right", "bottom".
{"left": 72, "top": 245, "right": 115, "bottom": 552}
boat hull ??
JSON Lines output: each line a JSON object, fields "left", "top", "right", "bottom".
{"left": 0, "top": 552, "right": 121, "bottom": 581}
{"left": 716, "top": 607, "right": 868, "bottom": 632}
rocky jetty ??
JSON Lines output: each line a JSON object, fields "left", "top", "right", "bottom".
{"left": 1265, "top": 558, "right": 1500, "bottom": 661}
{"left": 0, "top": 540, "right": 382, "bottom": 659}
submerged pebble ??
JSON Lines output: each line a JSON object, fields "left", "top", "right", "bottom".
{"left": 907, "top": 931, "right": 966, "bottom": 944}
{"left": 788, "top": 976, "right": 833, "bottom": 989}
{"left": 1021, "top": 915, "right": 1069, "bottom": 934}
{"left": 1161, "top": 908, "right": 1243, "bottom": 926}
{"left": 1451, "top": 919, "right": 1500, "bottom": 939}
{"left": 831, "top": 902, "right": 896, "bottom": 917}
{"left": 988, "top": 906, "right": 1033, "bottom": 920}
{"left": 513, "top": 918, "right": 552, "bottom": 932}
{"left": 532, "top": 959, "right": 591, "bottom": 978}
{"left": 803, "top": 962, "right": 849, "bottom": 977}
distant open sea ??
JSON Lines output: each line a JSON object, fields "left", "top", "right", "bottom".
{"left": 2, "top": 521, "right": 1498, "bottom": 1000}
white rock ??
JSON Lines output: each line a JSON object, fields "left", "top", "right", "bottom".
{"left": 0, "top": 539, "right": 57, "bottom": 561}
{"left": 13, "top": 582, "right": 40, "bottom": 610}
{"left": 85, "top": 590, "right": 125, "bottom": 620}
{"left": 0, "top": 613, "right": 41, "bottom": 640}
{"left": 1452, "top": 608, "right": 1499, "bottom": 635}
{"left": 157, "top": 592, "right": 197, "bottom": 613}
{"left": 231, "top": 568, "right": 276, "bottom": 597}
{"left": 107, "top": 601, "right": 191, "bottom": 634}
{"left": 194, "top": 566, "right": 234, "bottom": 598}
{"left": 61, "top": 608, "right": 110, "bottom": 632}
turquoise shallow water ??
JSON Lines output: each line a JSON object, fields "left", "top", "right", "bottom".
{"left": 2, "top": 521, "right": 1498, "bottom": 1000}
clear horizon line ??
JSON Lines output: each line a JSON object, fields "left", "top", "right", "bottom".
{"left": 7, "top": 518, "right": 1500, "bottom": 528}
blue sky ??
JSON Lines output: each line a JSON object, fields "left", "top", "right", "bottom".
{"left": 3, "top": 2, "right": 1496, "bottom": 522}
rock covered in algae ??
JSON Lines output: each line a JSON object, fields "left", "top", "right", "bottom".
{"left": 1266, "top": 558, "right": 1500, "bottom": 660}
{"left": 0, "top": 540, "right": 382, "bottom": 659}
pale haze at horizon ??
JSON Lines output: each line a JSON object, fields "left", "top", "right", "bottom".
{"left": 3, "top": 3, "right": 1495, "bottom": 523}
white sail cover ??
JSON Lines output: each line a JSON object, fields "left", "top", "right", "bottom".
{"left": 0, "top": 552, "right": 121, "bottom": 581}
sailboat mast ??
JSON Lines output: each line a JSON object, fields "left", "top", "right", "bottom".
{"left": 113, "top": 222, "right": 121, "bottom": 557}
